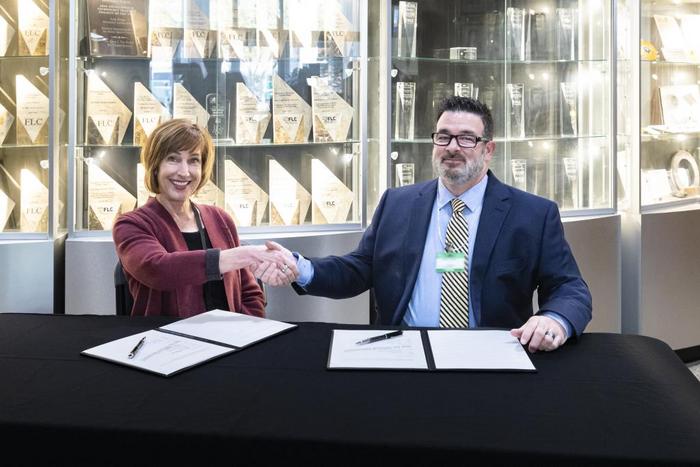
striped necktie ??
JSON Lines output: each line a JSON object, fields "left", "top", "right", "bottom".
{"left": 439, "top": 198, "right": 469, "bottom": 328}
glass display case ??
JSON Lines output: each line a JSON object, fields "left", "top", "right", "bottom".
{"left": 69, "top": 0, "right": 363, "bottom": 233}
{"left": 369, "top": 0, "right": 613, "bottom": 216}
{"left": 0, "top": 0, "right": 67, "bottom": 237}
{"left": 637, "top": 0, "right": 700, "bottom": 209}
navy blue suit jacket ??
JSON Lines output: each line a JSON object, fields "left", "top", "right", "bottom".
{"left": 302, "top": 172, "right": 592, "bottom": 336}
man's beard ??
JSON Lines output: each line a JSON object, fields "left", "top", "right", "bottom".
{"left": 432, "top": 149, "right": 486, "bottom": 186}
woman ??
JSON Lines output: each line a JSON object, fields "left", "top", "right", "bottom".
{"left": 113, "top": 119, "right": 296, "bottom": 317}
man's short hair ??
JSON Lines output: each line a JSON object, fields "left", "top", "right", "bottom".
{"left": 436, "top": 96, "right": 494, "bottom": 141}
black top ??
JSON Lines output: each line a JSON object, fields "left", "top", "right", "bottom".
{"left": 181, "top": 229, "right": 229, "bottom": 311}
{"left": 1, "top": 314, "right": 700, "bottom": 467}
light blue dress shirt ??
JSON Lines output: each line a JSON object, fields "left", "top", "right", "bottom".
{"left": 295, "top": 176, "right": 571, "bottom": 337}
{"left": 402, "top": 177, "right": 486, "bottom": 327}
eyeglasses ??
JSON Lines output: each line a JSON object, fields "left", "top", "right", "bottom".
{"left": 431, "top": 132, "right": 489, "bottom": 148}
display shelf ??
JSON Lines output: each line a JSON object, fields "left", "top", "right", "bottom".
{"left": 392, "top": 57, "right": 608, "bottom": 65}
{"left": 69, "top": 0, "right": 363, "bottom": 233}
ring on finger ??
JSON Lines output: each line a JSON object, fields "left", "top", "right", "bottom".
{"left": 280, "top": 264, "right": 289, "bottom": 273}
{"left": 544, "top": 330, "right": 553, "bottom": 338}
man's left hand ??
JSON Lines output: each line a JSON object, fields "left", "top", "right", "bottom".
{"left": 510, "top": 315, "right": 567, "bottom": 353}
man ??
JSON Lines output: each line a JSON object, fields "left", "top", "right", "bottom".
{"left": 258, "top": 96, "right": 591, "bottom": 352}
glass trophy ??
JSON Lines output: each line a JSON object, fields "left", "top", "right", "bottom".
{"left": 525, "top": 85, "right": 552, "bottom": 137}
{"left": 506, "top": 83, "right": 524, "bottom": 139}
{"left": 396, "top": 1, "right": 417, "bottom": 58}
{"left": 395, "top": 163, "right": 415, "bottom": 187}
{"left": 526, "top": 11, "right": 547, "bottom": 61}
{"left": 562, "top": 157, "right": 579, "bottom": 209}
{"left": 454, "top": 83, "right": 478, "bottom": 99}
{"left": 511, "top": 159, "right": 527, "bottom": 191}
{"left": 394, "top": 82, "right": 415, "bottom": 140}
{"left": 556, "top": 8, "right": 577, "bottom": 61}
{"left": 428, "top": 82, "right": 451, "bottom": 134}
{"left": 206, "top": 93, "right": 232, "bottom": 143}
{"left": 560, "top": 82, "right": 578, "bottom": 137}
{"left": 506, "top": 7, "right": 525, "bottom": 61}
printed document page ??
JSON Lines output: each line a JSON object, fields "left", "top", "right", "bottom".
{"left": 427, "top": 330, "right": 535, "bottom": 371}
{"left": 81, "top": 330, "right": 235, "bottom": 376}
{"left": 328, "top": 330, "right": 428, "bottom": 369}
{"left": 159, "top": 309, "right": 296, "bottom": 348}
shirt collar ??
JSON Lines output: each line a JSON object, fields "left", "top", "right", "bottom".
{"left": 437, "top": 173, "right": 488, "bottom": 213}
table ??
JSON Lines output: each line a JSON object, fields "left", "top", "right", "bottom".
{"left": 1, "top": 314, "right": 699, "bottom": 466}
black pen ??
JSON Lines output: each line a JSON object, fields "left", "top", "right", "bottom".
{"left": 355, "top": 330, "right": 403, "bottom": 345}
{"left": 128, "top": 336, "right": 146, "bottom": 359}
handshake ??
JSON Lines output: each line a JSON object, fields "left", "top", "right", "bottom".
{"left": 243, "top": 241, "right": 299, "bottom": 287}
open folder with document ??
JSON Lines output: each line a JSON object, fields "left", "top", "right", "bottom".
{"left": 328, "top": 329, "right": 535, "bottom": 371}
{"left": 81, "top": 310, "right": 297, "bottom": 377}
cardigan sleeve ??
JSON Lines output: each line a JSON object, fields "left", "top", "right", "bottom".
{"left": 113, "top": 212, "right": 212, "bottom": 291}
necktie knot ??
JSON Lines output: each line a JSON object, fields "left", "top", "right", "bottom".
{"left": 451, "top": 198, "right": 466, "bottom": 214}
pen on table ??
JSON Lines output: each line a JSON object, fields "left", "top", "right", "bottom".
{"left": 355, "top": 330, "right": 403, "bottom": 345}
{"left": 128, "top": 336, "right": 146, "bottom": 359}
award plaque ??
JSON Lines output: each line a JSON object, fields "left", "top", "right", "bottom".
{"left": 506, "top": 7, "right": 525, "bottom": 61}
{"left": 148, "top": 0, "right": 183, "bottom": 59}
{"left": 173, "top": 83, "right": 210, "bottom": 126}
{"left": 641, "top": 169, "right": 673, "bottom": 205}
{"left": 0, "top": 187, "right": 14, "bottom": 232}
{"left": 136, "top": 163, "right": 151, "bottom": 207}
{"left": 560, "top": 82, "right": 578, "bottom": 136}
{"left": 396, "top": 1, "right": 417, "bottom": 58}
{"left": 556, "top": 8, "right": 577, "bottom": 61}
{"left": 18, "top": 0, "right": 48, "bottom": 56}
{"left": 511, "top": 159, "right": 527, "bottom": 191}
{"left": 85, "top": 71, "right": 132, "bottom": 145}
{"left": 19, "top": 168, "right": 47, "bottom": 232}
{"left": 311, "top": 159, "right": 353, "bottom": 224}
{"left": 236, "top": 82, "right": 271, "bottom": 144}
{"left": 0, "top": 101, "right": 14, "bottom": 144}
{"left": 133, "top": 82, "right": 170, "bottom": 146}
{"left": 506, "top": 83, "right": 524, "bottom": 139}
{"left": 183, "top": 0, "right": 215, "bottom": 59}
{"left": 324, "top": 0, "right": 355, "bottom": 57}
{"left": 206, "top": 93, "right": 231, "bottom": 142}
{"left": 269, "top": 159, "right": 311, "bottom": 226}
{"left": 454, "top": 83, "right": 478, "bottom": 99}
{"left": 272, "top": 75, "right": 312, "bottom": 144}
{"left": 395, "top": 163, "right": 415, "bottom": 187}
{"left": 218, "top": 28, "right": 251, "bottom": 61}
{"left": 659, "top": 84, "right": 700, "bottom": 131}
{"left": 653, "top": 15, "right": 688, "bottom": 62}
{"left": 0, "top": 14, "right": 15, "bottom": 56}
{"left": 86, "top": 0, "right": 148, "bottom": 56}
{"left": 394, "top": 82, "right": 415, "bottom": 140}
{"left": 16, "top": 74, "right": 49, "bottom": 145}
{"left": 87, "top": 162, "right": 136, "bottom": 230}
{"left": 681, "top": 15, "right": 700, "bottom": 63}
{"left": 286, "top": 0, "right": 323, "bottom": 49}
{"left": 224, "top": 160, "right": 268, "bottom": 227}
{"left": 191, "top": 179, "right": 225, "bottom": 207}
{"left": 311, "top": 79, "right": 353, "bottom": 143}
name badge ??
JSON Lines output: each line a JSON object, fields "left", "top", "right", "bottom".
{"left": 436, "top": 252, "right": 466, "bottom": 273}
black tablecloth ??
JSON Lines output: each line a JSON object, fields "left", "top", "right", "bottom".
{"left": 1, "top": 314, "right": 699, "bottom": 466}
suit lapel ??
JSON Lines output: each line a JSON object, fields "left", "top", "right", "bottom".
{"left": 471, "top": 172, "right": 511, "bottom": 323}
{"left": 393, "top": 180, "right": 437, "bottom": 322}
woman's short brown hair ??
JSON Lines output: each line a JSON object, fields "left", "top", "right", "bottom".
{"left": 141, "top": 119, "right": 215, "bottom": 194}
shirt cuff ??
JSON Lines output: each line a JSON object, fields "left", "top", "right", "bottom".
{"left": 540, "top": 311, "right": 573, "bottom": 338}
{"left": 293, "top": 252, "right": 314, "bottom": 288}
